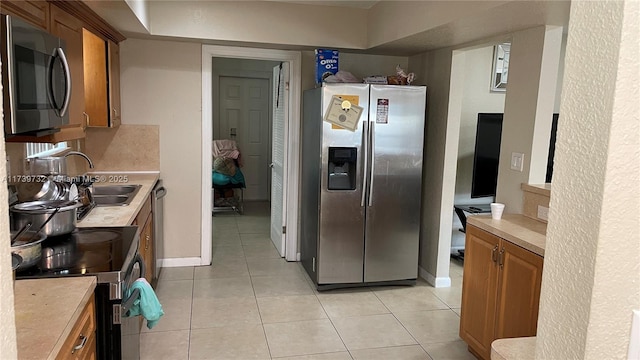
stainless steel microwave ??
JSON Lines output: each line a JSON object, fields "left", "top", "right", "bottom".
{"left": 1, "top": 14, "right": 71, "bottom": 137}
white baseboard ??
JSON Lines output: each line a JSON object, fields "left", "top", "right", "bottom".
{"left": 161, "top": 257, "right": 203, "bottom": 267}
{"left": 419, "top": 266, "right": 452, "bottom": 288}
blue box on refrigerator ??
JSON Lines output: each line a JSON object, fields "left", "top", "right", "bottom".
{"left": 315, "top": 49, "right": 339, "bottom": 84}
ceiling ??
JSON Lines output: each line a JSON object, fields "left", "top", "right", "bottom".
{"left": 85, "top": 0, "right": 570, "bottom": 56}
{"left": 275, "top": 1, "right": 379, "bottom": 8}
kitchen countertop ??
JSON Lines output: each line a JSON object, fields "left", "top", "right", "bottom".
{"left": 491, "top": 337, "right": 537, "bottom": 360}
{"left": 77, "top": 172, "right": 159, "bottom": 227}
{"left": 467, "top": 213, "right": 546, "bottom": 257}
{"left": 14, "top": 277, "right": 97, "bottom": 360}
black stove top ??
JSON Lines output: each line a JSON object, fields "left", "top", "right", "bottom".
{"left": 15, "top": 226, "right": 139, "bottom": 280}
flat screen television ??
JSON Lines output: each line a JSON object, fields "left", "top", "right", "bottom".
{"left": 470, "top": 112, "right": 559, "bottom": 198}
{"left": 546, "top": 113, "right": 559, "bottom": 182}
{"left": 470, "top": 113, "right": 503, "bottom": 198}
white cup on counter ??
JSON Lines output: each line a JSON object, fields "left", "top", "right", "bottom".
{"left": 490, "top": 203, "right": 505, "bottom": 220}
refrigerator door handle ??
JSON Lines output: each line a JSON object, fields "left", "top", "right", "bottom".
{"left": 361, "top": 120, "right": 369, "bottom": 207}
{"left": 368, "top": 122, "right": 375, "bottom": 207}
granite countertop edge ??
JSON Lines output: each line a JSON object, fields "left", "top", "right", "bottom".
{"left": 467, "top": 214, "right": 546, "bottom": 257}
{"left": 491, "top": 336, "right": 537, "bottom": 360}
{"left": 14, "top": 277, "right": 97, "bottom": 360}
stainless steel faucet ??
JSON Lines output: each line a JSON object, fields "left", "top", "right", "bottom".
{"left": 65, "top": 151, "right": 94, "bottom": 169}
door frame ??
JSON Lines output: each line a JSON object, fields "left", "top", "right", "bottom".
{"left": 201, "top": 45, "right": 302, "bottom": 264}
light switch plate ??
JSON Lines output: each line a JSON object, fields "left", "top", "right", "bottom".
{"left": 511, "top": 152, "right": 524, "bottom": 171}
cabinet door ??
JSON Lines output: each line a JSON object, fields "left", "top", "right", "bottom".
{"left": 459, "top": 225, "right": 501, "bottom": 360}
{"left": 82, "top": 29, "right": 109, "bottom": 127}
{"left": 142, "top": 215, "right": 155, "bottom": 283}
{"left": 49, "top": 5, "right": 86, "bottom": 141}
{"left": 0, "top": 0, "right": 49, "bottom": 30}
{"left": 107, "top": 40, "right": 121, "bottom": 127}
{"left": 495, "top": 240, "right": 544, "bottom": 340}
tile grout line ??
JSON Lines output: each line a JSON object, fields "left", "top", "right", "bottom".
{"left": 187, "top": 266, "right": 195, "bottom": 360}
{"left": 312, "top": 287, "right": 353, "bottom": 358}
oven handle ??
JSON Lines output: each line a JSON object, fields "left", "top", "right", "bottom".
{"left": 125, "top": 253, "right": 146, "bottom": 283}
{"left": 120, "top": 253, "right": 146, "bottom": 316}
{"left": 121, "top": 288, "right": 140, "bottom": 315}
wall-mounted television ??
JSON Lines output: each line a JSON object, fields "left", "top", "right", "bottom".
{"left": 546, "top": 113, "right": 559, "bottom": 183}
{"left": 471, "top": 113, "right": 503, "bottom": 198}
{"left": 470, "top": 112, "right": 559, "bottom": 198}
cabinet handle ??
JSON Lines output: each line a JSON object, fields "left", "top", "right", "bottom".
{"left": 82, "top": 112, "right": 89, "bottom": 129}
{"left": 145, "top": 234, "right": 150, "bottom": 250}
{"left": 498, "top": 247, "right": 506, "bottom": 268}
{"left": 71, "top": 334, "right": 88, "bottom": 354}
{"left": 491, "top": 245, "right": 499, "bottom": 263}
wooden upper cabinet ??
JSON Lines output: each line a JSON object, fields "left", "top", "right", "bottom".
{"left": 82, "top": 29, "right": 120, "bottom": 128}
{"left": 82, "top": 28, "right": 109, "bottom": 127}
{"left": 108, "top": 40, "right": 121, "bottom": 128}
{"left": 48, "top": 4, "right": 86, "bottom": 141}
{"left": 2, "top": 0, "right": 125, "bottom": 142}
{"left": 0, "top": 0, "right": 49, "bottom": 30}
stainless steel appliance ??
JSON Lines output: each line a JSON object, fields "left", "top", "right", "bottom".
{"left": 152, "top": 180, "right": 166, "bottom": 283}
{"left": 15, "top": 227, "right": 144, "bottom": 360}
{"left": 1, "top": 14, "right": 71, "bottom": 136}
{"left": 301, "top": 84, "right": 426, "bottom": 289}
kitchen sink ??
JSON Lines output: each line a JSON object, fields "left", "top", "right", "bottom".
{"left": 92, "top": 184, "right": 142, "bottom": 207}
{"left": 92, "top": 184, "right": 141, "bottom": 196}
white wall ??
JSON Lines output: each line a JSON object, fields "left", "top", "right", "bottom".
{"left": 536, "top": 0, "right": 640, "bottom": 357}
{"left": 409, "top": 25, "right": 563, "bottom": 285}
{"left": 120, "top": 38, "right": 203, "bottom": 260}
{"left": 451, "top": 46, "right": 506, "bottom": 251}
{"left": 119, "top": 37, "right": 410, "bottom": 261}
{"left": 149, "top": 1, "right": 368, "bottom": 49}
{"left": 495, "top": 26, "right": 562, "bottom": 213}
{"left": 409, "top": 47, "right": 460, "bottom": 285}
{"left": 0, "top": 72, "right": 18, "bottom": 358}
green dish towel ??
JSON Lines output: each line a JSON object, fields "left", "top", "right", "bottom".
{"left": 125, "top": 278, "right": 164, "bottom": 329}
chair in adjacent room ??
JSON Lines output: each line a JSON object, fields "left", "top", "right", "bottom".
{"left": 212, "top": 140, "right": 245, "bottom": 215}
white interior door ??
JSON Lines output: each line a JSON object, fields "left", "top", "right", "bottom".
{"left": 270, "top": 63, "right": 288, "bottom": 256}
{"left": 218, "top": 76, "right": 271, "bottom": 200}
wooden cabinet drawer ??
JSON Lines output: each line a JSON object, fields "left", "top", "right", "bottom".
{"left": 56, "top": 293, "right": 96, "bottom": 360}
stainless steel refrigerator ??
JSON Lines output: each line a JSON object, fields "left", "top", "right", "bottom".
{"left": 301, "top": 83, "right": 427, "bottom": 289}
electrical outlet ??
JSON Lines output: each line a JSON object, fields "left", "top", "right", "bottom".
{"left": 537, "top": 206, "right": 549, "bottom": 221}
{"left": 511, "top": 152, "right": 525, "bottom": 172}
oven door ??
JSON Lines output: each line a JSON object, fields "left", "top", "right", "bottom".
{"left": 95, "top": 253, "right": 144, "bottom": 360}
{"left": 120, "top": 254, "right": 145, "bottom": 360}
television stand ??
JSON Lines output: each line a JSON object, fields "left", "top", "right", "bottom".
{"left": 453, "top": 204, "right": 492, "bottom": 233}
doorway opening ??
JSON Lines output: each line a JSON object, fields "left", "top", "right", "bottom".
{"left": 201, "top": 45, "right": 302, "bottom": 266}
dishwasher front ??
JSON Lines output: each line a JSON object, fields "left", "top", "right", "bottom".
{"left": 152, "top": 179, "right": 167, "bottom": 283}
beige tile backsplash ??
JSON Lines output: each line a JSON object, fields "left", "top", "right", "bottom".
{"left": 84, "top": 125, "right": 160, "bottom": 171}
{"left": 522, "top": 183, "right": 552, "bottom": 223}
{"left": 4, "top": 124, "right": 159, "bottom": 179}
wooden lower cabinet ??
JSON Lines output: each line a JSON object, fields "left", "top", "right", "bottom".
{"left": 56, "top": 293, "right": 96, "bottom": 360}
{"left": 133, "top": 195, "right": 155, "bottom": 285}
{"left": 459, "top": 225, "right": 543, "bottom": 360}
{"left": 141, "top": 214, "right": 154, "bottom": 283}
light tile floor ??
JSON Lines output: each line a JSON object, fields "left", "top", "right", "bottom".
{"left": 140, "top": 201, "right": 473, "bottom": 360}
